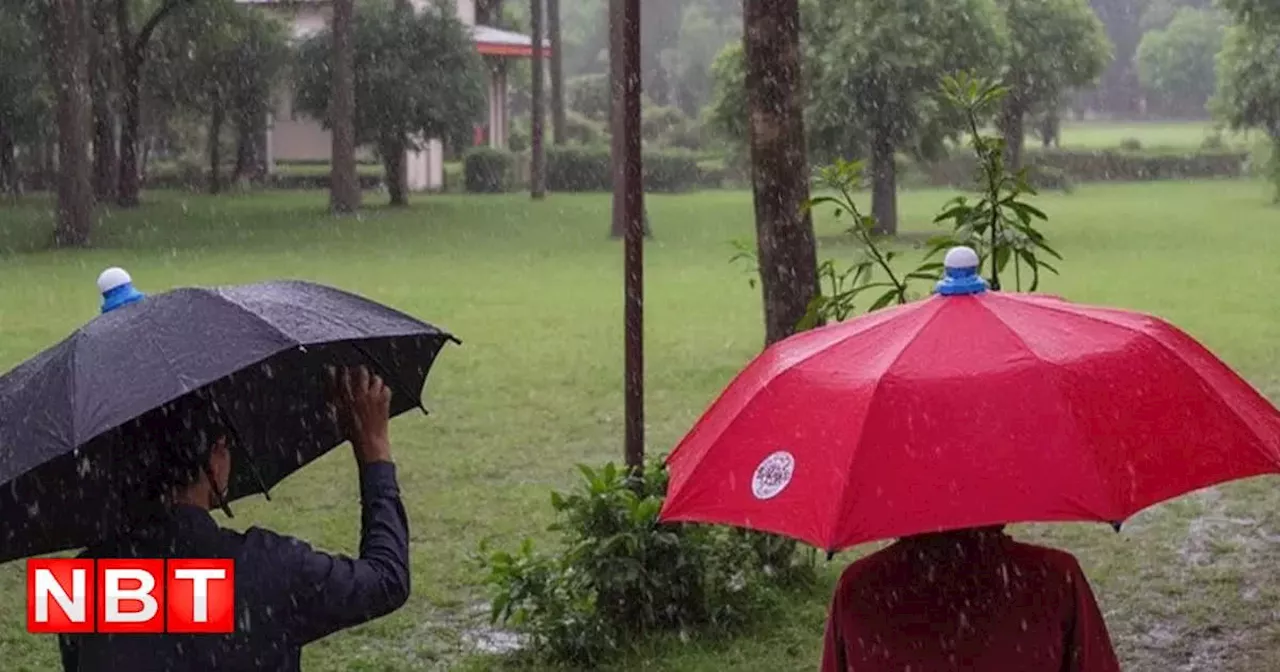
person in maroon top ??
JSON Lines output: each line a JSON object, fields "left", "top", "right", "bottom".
{"left": 821, "top": 525, "right": 1120, "bottom": 672}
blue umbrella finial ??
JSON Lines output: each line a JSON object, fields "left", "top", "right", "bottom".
{"left": 98, "top": 267, "right": 145, "bottom": 314}
{"left": 935, "top": 246, "right": 989, "bottom": 296}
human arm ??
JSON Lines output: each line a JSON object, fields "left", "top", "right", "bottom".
{"left": 276, "top": 459, "right": 410, "bottom": 645}
{"left": 280, "top": 367, "right": 411, "bottom": 644}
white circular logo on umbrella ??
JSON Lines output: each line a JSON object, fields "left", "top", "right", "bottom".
{"left": 752, "top": 451, "right": 795, "bottom": 500}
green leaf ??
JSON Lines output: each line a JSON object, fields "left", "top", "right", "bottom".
{"left": 868, "top": 289, "right": 901, "bottom": 312}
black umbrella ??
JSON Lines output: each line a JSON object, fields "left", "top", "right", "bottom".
{"left": 0, "top": 270, "right": 457, "bottom": 563}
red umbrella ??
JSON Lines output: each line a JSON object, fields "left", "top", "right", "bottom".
{"left": 659, "top": 247, "right": 1280, "bottom": 552}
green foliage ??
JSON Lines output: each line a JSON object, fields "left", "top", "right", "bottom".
{"left": 704, "top": 43, "right": 748, "bottom": 147}
{"left": 546, "top": 146, "right": 611, "bottom": 191}
{"left": 544, "top": 146, "right": 701, "bottom": 192}
{"left": 1119, "top": 137, "right": 1145, "bottom": 152}
{"left": 565, "top": 73, "right": 614, "bottom": 123}
{"left": 563, "top": 110, "right": 608, "bottom": 145}
{"left": 1136, "top": 8, "right": 1226, "bottom": 117}
{"left": 294, "top": 0, "right": 486, "bottom": 151}
{"left": 800, "top": 160, "right": 944, "bottom": 328}
{"left": 0, "top": 3, "right": 48, "bottom": 147}
{"left": 806, "top": 0, "right": 1006, "bottom": 162}
{"left": 796, "top": 72, "right": 1064, "bottom": 330}
{"left": 996, "top": 0, "right": 1112, "bottom": 119}
{"left": 476, "top": 461, "right": 809, "bottom": 667}
{"left": 1218, "top": 0, "right": 1280, "bottom": 30}
{"left": 644, "top": 149, "right": 701, "bottom": 192}
{"left": 1213, "top": 23, "right": 1280, "bottom": 200}
{"left": 916, "top": 148, "right": 1245, "bottom": 186}
{"left": 463, "top": 147, "right": 515, "bottom": 193}
{"left": 932, "top": 74, "right": 1061, "bottom": 292}
{"left": 151, "top": 1, "right": 286, "bottom": 114}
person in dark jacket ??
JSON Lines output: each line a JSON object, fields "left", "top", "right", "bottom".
{"left": 59, "top": 367, "right": 410, "bottom": 672}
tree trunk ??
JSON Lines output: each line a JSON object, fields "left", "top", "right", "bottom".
{"left": 743, "top": 0, "right": 818, "bottom": 346}
{"left": 548, "top": 0, "right": 566, "bottom": 145}
{"left": 530, "top": 0, "right": 547, "bottom": 198}
{"left": 90, "top": 0, "right": 118, "bottom": 202}
{"left": 207, "top": 102, "right": 224, "bottom": 195}
{"left": 232, "top": 123, "right": 254, "bottom": 185}
{"left": 869, "top": 127, "right": 897, "bottom": 237}
{"left": 0, "top": 128, "right": 16, "bottom": 198}
{"left": 1039, "top": 109, "right": 1060, "bottom": 149}
{"left": 329, "top": 0, "right": 361, "bottom": 213}
{"left": 999, "top": 97, "right": 1026, "bottom": 171}
{"left": 48, "top": 0, "right": 95, "bottom": 246}
{"left": 115, "top": 0, "right": 140, "bottom": 207}
{"left": 380, "top": 137, "right": 409, "bottom": 207}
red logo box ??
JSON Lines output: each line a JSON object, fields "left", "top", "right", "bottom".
{"left": 27, "top": 558, "right": 235, "bottom": 634}
{"left": 96, "top": 559, "right": 165, "bottom": 634}
{"left": 27, "top": 559, "right": 95, "bottom": 634}
{"left": 166, "top": 559, "right": 234, "bottom": 633}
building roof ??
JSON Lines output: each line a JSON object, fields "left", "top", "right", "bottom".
{"left": 472, "top": 25, "right": 552, "bottom": 57}
{"left": 236, "top": 0, "right": 550, "bottom": 57}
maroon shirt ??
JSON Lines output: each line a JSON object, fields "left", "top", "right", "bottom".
{"left": 821, "top": 529, "right": 1120, "bottom": 672}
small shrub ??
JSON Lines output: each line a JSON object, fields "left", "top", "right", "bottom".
{"left": 1026, "top": 165, "right": 1075, "bottom": 193}
{"left": 642, "top": 105, "right": 690, "bottom": 143}
{"left": 566, "top": 73, "right": 613, "bottom": 123}
{"left": 544, "top": 147, "right": 701, "bottom": 193}
{"left": 464, "top": 147, "right": 515, "bottom": 193}
{"left": 1200, "top": 132, "right": 1227, "bottom": 152}
{"left": 476, "top": 461, "right": 814, "bottom": 667}
{"left": 1118, "top": 137, "right": 1144, "bottom": 152}
{"left": 508, "top": 123, "right": 531, "bottom": 153}
{"left": 644, "top": 149, "right": 700, "bottom": 193}
{"left": 564, "top": 110, "right": 609, "bottom": 146}
{"left": 546, "top": 146, "right": 612, "bottom": 191}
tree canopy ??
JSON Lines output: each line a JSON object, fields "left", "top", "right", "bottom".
{"left": 295, "top": 0, "right": 486, "bottom": 149}
{"left": 294, "top": 0, "right": 486, "bottom": 204}
{"left": 996, "top": 0, "right": 1111, "bottom": 166}
{"left": 1135, "top": 7, "right": 1225, "bottom": 118}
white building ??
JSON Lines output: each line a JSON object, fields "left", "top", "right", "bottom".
{"left": 237, "top": 0, "right": 548, "bottom": 191}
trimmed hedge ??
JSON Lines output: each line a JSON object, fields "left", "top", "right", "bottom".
{"left": 464, "top": 147, "right": 516, "bottom": 193}
{"left": 141, "top": 171, "right": 383, "bottom": 191}
{"left": 545, "top": 146, "right": 701, "bottom": 193}
{"left": 921, "top": 149, "right": 1247, "bottom": 187}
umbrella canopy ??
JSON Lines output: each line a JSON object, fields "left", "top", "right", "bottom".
{"left": 659, "top": 248, "right": 1280, "bottom": 553}
{"left": 0, "top": 270, "right": 456, "bottom": 562}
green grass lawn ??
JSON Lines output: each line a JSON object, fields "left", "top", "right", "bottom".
{"left": 0, "top": 181, "right": 1278, "bottom": 671}
{"left": 1044, "top": 120, "right": 1252, "bottom": 152}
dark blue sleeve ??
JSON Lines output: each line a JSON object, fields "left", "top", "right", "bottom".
{"left": 58, "top": 634, "right": 78, "bottom": 672}
{"left": 254, "top": 461, "right": 410, "bottom": 645}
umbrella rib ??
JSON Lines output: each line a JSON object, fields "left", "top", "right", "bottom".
{"left": 822, "top": 300, "right": 951, "bottom": 552}
{"left": 350, "top": 342, "right": 429, "bottom": 415}
{"left": 975, "top": 298, "right": 1119, "bottom": 522}
{"left": 989, "top": 295, "right": 1280, "bottom": 506}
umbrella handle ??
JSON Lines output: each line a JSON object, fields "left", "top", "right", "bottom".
{"left": 204, "top": 461, "right": 234, "bottom": 519}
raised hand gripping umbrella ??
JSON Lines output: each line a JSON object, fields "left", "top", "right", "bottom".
{"left": 659, "top": 248, "right": 1280, "bottom": 553}
{"left": 0, "top": 269, "right": 457, "bottom": 563}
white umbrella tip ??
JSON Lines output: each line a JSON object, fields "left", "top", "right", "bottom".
{"left": 97, "top": 267, "right": 132, "bottom": 293}
{"left": 943, "top": 246, "right": 980, "bottom": 270}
